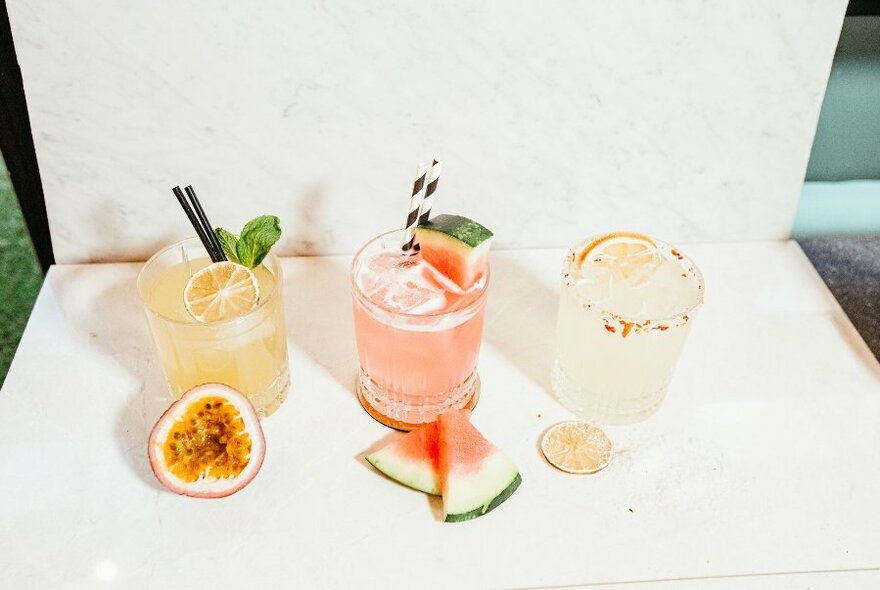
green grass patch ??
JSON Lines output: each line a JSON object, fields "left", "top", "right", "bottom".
{"left": 0, "top": 159, "right": 43, "bottom": 387}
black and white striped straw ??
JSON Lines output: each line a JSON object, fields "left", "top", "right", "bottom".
{"left": 417, "top": 159, "right": 443, "bottom": 226}
{"left": 401, "top": 162, "right": 429, "bottom": 253}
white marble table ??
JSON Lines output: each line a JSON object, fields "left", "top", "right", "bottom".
{"left": 1, "top": 242, "right": 878, "bottom": 589}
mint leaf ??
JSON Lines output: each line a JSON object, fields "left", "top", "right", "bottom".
{"left": 235, "top": 215, "right": 282, "bottom": 268}
{"left": 236, "top": 239, "right": 256, "bottom": 268}
{"left": 214, "top": 227, "right": 241, "bottom": 264}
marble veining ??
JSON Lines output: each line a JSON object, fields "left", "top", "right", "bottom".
{"left": 9, "top": 1, "right": 846, "bottom": 263}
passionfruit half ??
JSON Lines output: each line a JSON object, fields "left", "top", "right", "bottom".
{"left": 148, "top": 384, "right": 266, "bottom": 498}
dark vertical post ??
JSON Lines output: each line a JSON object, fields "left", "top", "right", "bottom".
{"left": 846, "top": 1, "right": 880, "bottom": 16}
{"left": 0, "top": 2, "right": 54, "bottom": 273}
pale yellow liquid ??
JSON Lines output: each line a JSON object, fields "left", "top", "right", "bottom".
{"left": 143, "top": 258, "right": 289, "bottom": 417}
{"left": 554, "top": 248, "right": 701, "bottom": 424}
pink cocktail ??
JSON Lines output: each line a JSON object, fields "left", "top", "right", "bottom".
{"left": 351, "top": 229, "right": 489, "bottom": 429}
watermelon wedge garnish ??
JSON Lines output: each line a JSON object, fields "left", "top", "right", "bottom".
{"left": 365, "top": 422, "right": 440, "bottom": 495}
{"left": 364, "top": 410, "right": 521, "bottom": 522}
{"left": 437, "top": 410, "right": 521, "bottom": 522}
{"left": 415, "top": 214, "right": 493, "bottom": 290}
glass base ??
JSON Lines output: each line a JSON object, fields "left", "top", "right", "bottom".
{"left": 357, "top": 373, "right": 480, "bottom": 431}
{"left": 551, "top": 361, "right": 668, "bottom": 425}
{"left": 250, "top": 365, "right": 291, "bottom": 418}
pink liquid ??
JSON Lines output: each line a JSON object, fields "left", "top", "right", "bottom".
{"left": 352, "top": 240, "right": 488, "bottom": 425}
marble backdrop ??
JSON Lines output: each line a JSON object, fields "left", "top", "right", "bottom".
{"left": 9, "top": 1, "right": 846, "bottom": 263}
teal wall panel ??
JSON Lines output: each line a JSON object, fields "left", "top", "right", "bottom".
{"left": 805, "top": 17, "right": 880, "bottom": 181}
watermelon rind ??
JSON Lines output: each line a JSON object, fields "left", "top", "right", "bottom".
{"left": 365, "top": 425, "right": 441, "bottom": 495}
{"left": 365, "top": 450, "right": 440, "bottom": 496}
{"left": 445, "top": 472, "right": 521, "bottom": 523}
{"left": 416, "top": 214, "right": 494, "bottom": 249}
{"left": 443, "top": 450, "right": 521, "bottom": 523}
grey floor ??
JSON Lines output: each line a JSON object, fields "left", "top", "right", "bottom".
{"left": 799, "top": 236, "right": 880, "bottom": 360}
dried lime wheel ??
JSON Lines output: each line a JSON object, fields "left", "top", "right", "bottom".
{"left": 541, "top": 421, "right": 612, "bottom": 475}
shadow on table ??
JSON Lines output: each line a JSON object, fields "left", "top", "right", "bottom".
{"left": 484, "top": 254, "right": 559, "bottom": 400}
{"left": 354, "top": 431, "right": 445, "bottom": 522}
{"left": 284, "top": 255, "right": 359, "bottom": 396}
{"left": 50, "top": 267, "right": 169, "bottom": 490}
{"left": 284, "top": 183, "right": 359, "bottom": 396}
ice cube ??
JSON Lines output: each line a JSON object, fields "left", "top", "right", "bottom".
{"left": 573, "top": 266, "right": 612, "bottom": 305}
{"left": 419, "top": 261, "right": 464, "bottom": 295}
{"left": 359, "top": 253, "right": 448, "bottom": 314}
{"left": 359, "top": 252, "right": 412, "bottom": 296}
{"left": 367, "top": 251, "right": 397, "bottom": 272}
{"left": 385, "top": 279, "right": 446, "bottom": 314}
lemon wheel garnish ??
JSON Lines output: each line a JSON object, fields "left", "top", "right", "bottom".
{"left": 574, "top": 231, "right": 661, "bottom": 284}
{"left": 541, "top": 421, "right": 613, "bottom": 474}
{"left": 184, "top": 261, "right": 259, "bottom": 323}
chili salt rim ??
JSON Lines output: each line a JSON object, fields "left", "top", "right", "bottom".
{"left": 562, "top": 234, "right": 704, "bottom": 326}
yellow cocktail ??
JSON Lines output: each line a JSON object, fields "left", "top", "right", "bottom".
{"left": 138, "top": 238, "right": 289, "bottom": 417}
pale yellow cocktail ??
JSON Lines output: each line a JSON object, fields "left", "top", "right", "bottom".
{"left": 553, "top": 232, "right": 703, "bottom": 424}
{"left": 138, "top": 238, "right": 289, "bottom": 417}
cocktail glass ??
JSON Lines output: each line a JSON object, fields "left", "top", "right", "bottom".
{"left": 552, "top": 233, "right": 704, "bottom": 424}
{"left": 351, "top": 229, "right": 489, "bottom": 430}
{"left": 137, "top": 237, "right": 290, "bottom": 417}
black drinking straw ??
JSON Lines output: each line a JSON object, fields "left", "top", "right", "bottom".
{"left": 185, "top": 185, "right": 227, "bottom": 262}
{"left": 172, "top": 186, "right": 223, "bottom": 262}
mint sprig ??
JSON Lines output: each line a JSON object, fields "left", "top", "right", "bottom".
{"left": 215, "top": 215, "right": 282, "bottom": 269}
{"left": 215, "top": 228, "right": 242, "bottom": 264}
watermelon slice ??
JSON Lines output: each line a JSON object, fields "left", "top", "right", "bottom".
{"left": 416, "top": 214, "right": 493, "bottom": 290}
{"left": 438, "top": 410, "right": 521, "bottom": 522}
{"left": 365, "top": 422, "right": 440, "bottom": 495}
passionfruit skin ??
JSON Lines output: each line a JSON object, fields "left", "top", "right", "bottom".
{"left": 148, "top": 383, "right": 266, "bottom": 498}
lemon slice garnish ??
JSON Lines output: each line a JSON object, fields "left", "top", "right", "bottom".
{"left": 183, "top": 261, "right": 259, "bottom": 323}
{"left": 541, "top": 421, "right": 613, "bottom": 474}
{"left": 575, "top": 232, "right": 661, "bottom": 285}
